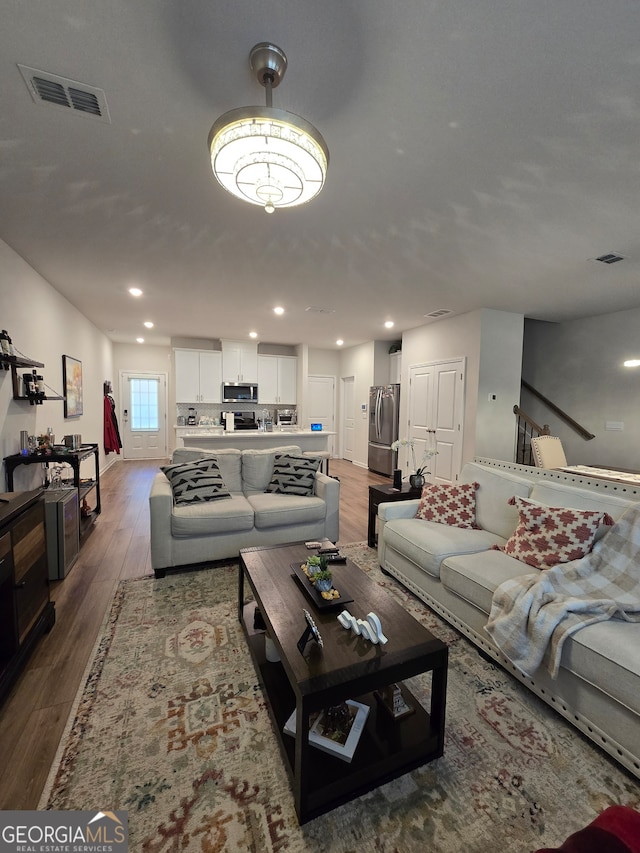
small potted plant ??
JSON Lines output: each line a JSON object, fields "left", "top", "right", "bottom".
{"left": 314, "top": 568, "right": 333, "bottom": 593}
{"left": 391, "top": 437, "right": 437, "bottom": 489}
{"left": 305, "top": 555, "right": 322, "bottom": 577}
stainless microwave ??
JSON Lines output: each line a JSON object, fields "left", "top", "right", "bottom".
{"left": 222, "top": 383, "right": 258, "bottom": 403}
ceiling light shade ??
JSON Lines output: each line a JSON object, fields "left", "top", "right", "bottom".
{"left": 208, "top": 43, "right": 328, "bottom": 213}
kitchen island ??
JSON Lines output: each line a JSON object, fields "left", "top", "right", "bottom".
{"left": 180, "top": 430, "right": 335, "bottom": 453}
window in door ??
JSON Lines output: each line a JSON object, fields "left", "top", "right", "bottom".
{"left": 130, "top": 378, "right": 159, "bottom": 430}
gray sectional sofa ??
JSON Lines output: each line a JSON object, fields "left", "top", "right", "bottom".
{"left": 150, "top": 445, "right": 340, "bottom": 577}
{"left": 377, "top": 458, "right": 640, "bottom": 778}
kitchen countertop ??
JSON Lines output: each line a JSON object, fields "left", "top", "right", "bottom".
{"left": 180, "top": 430, "right": 335, "bottom": 438}
{"left": 179, "top": 430, "right": 335, "bottom": 450}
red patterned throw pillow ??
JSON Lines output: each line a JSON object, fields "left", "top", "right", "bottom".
{"left": 415, "top": 482, "right": 480, "bottom": 529}
{"left": 500, "top": 496, "right": 614, "bottom": 569}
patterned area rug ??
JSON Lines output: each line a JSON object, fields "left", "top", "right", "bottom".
{"left": 40, "top": 543, "right": 639, "bottom": 852}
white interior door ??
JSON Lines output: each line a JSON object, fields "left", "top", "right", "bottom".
{"left": 341, "top": 376, "right": 355, "bottom": 461}
{"left": 120, "top": 371, "right": 168, "bottom": 459}
{"left": 408, "top": 359, "right": 465, "bottom": 484}
{"left": 307, "top": 375, "right": 336, "bottom": 456}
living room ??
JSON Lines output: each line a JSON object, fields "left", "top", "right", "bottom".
{"left": 2, "top": 3, "right": 640, "bottom": 850}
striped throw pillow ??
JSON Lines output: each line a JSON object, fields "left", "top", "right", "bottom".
{"left": 161, "top": 458, "right": 231, "bottom": 505}
{"left": 265, "top": 454, "right": 320, "bottom": 496}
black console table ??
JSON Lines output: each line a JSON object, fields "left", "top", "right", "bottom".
{"left": 4, "top": 444, "right": 101, "bottom": 538}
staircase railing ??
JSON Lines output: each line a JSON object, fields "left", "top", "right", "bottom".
{"left": 521, "top": 379, "right": 595, "bottom": 441}
{"left": 513, "top": 406, "right": 550, "bottom": 465}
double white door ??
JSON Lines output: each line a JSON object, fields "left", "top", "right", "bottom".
{"left": 408, "top": 359, "right": 465, "bottom": 484}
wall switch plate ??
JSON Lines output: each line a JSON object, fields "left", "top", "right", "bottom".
{"left": 488, "top": 393, "right": 497, "bottom": 401}
{"left": 605, "top": 421, "right": 624, "bottom": 431}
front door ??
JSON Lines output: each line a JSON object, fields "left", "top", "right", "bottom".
{"left": 307, "top": 375, "right": 336, "bottom": 457}
{"left": 408, "top": 359, "right": 465, "bottom": 484}
{"left": 120, "top": 371, "right": 168, "bottom": 459}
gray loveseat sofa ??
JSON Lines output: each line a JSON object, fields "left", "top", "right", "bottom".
{"left": 150, "top": 445, "right": 340, "bottom": 578}
{"left": 377, "top": 458, "right": 640, "bottom": 778}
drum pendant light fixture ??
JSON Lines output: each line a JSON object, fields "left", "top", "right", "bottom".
{"left": 208, "top": 43, "right": 329, "bottom": 213}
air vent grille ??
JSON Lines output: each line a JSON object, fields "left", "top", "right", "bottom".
{"left": 595, "top": 253, "right": 624, "bottom": 265}
{"left": 305, "top": 306, "right": 335, "bottom": 315}
{"left": 18, "top": 64, "right": 110, "bottom": 123}
{"left": 424, "top": 308, "right": 453, "bottom": 318}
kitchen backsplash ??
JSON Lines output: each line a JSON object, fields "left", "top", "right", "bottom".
{"left": 176, "top": 403, "right": 296, "bottom": 425}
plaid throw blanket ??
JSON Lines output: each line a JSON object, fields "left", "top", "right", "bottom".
{"left": 485, "top": 506, "right": 640, "bottom": 677}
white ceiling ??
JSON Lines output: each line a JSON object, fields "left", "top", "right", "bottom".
{"left": 2, "top": 1, "right": 639, "bottom": 350}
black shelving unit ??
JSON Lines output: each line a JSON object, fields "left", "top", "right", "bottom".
{"left": 4, "top": 444, "right": 101, "bottom": 539}
{"left": 0, "top": 354, "right": 63, "bottom": 402}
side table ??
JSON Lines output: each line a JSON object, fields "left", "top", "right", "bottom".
{"left": 368, "top": 482, "right": 422, "bottom": 548}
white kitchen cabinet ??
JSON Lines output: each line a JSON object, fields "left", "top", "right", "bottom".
{"left": 175, "top": 349, "right": 222, "bottom": 403}
{"left": 221, "top": 340, "right": 258, "bottom": 383}
{"left": 258, "top": 355, "right": 297, "bottom": 404}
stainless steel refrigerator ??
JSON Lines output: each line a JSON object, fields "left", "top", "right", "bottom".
{"left": 368, "top": 384, "right": 400, "bottom": 476}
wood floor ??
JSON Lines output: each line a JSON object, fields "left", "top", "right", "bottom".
{"left": 0, "top": 456, "right": 388, "bottom": 809}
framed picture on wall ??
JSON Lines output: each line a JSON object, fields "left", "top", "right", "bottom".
{"left": 63, "top": 354, "right": 83, "bottom": 418}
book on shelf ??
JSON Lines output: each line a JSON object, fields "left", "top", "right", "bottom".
{"left": 283, "top": 700, "right": 369, "bottom": 763}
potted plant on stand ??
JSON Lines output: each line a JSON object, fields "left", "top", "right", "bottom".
{"left": 391, "top": 438, "right": 437, "bottom": 490}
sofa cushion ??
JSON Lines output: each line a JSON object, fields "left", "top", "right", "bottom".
{"left": 416, "top": 481, "right": 480, "bottom": 528}
{"left": 170, "top": 448, "right": 243, "bottom": 493}
{"left": 460, "top": 462, "right": 532, "bottom": 539}
{"left": 265, "top": 454, "right": 320, "bottom": 496}
{"left": 560, "top": 619, "right": 640, "bottom": 718}
{"left": 248, "top": 492, "right": 326, "bottom": 529}
{"left": 170, "top": 494, "right": 254, "bottom": 536}
{"left": 161, "top": 458, "right": 231, "bottom": 505}
{"left": 528, "top": 479, "right": 635, "bottom": 537}
{"left": 383, "top": 517, "right": 506, "bottom": 579}
{"left": 441, "top": 550, "right": 536, "bottom": 615}
{"left": 500, "top": 496, "right": 613, "bottom": 569}
{"left": 241, "top": 446, "right": 302, "bottom": 493}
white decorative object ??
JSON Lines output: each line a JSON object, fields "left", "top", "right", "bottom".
{"left": 337, "top": 609, "right": 388, "bottom": 645}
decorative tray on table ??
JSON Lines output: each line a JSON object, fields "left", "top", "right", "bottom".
{"left": 290, "top": 563, "right": 353, "bottom": 610}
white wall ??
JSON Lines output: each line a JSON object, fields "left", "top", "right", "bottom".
{"left": 338, "top": 341, "right": 376, "bottom": 468}
{"left": 400, "top": 309, "right": 524, "bottom": 467}
{"left": 476, "top": 310, "right": 524, "bottom": 459}
{"left": 0, "top": 239, "right": 114, "bottom": 490}
{"left": 308, "top": 348, "right": 340, "bottom": 377}
{"left": 522, "top": 311, "right": 640, "bottom": 469}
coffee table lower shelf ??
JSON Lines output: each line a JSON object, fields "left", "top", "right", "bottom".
{"left": 243, "top": 619, "right": 443, "bottom": 823}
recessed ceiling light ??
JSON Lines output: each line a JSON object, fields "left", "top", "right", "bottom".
{"left": 274, "top": 306, "right": 285, "bottom": 315}
{"left": 249, "top": 331, "right": 258, "bottom": 338}
{"left": 336, "top": 339, "right": 344, "bottom": 346}
{"left": 136, "top": 337, "right": 144, "bottom": 343}
{"left": 143, "top": 321, "right": 154, "bottom": 328}
{"left": 623, "top": 359, "right": 640, "bottom": 367}
{"left": 129, "top": 287, "right": 143, "bottom": 297}
{"left": 384, "top": 320, "right": 394, "bottom": 329}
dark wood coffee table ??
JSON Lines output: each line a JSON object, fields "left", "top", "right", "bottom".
{"left": 238, "top": 542, "right": 448, "bottom": 824}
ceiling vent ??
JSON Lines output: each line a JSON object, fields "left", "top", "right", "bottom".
{"left": 594, "top": 252, "right": 624, "bottom": 265}
{"left": 305, "top": 306, "right": 335, "bottom": 315}
{"left": 17, "top": 64, "right": 111, "bottom": 123}
{"left": 424, "top": 308, "right": 453, "bottom": 318}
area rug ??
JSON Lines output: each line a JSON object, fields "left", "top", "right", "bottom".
{"left": 39, "top": 543, "right": 639, "bottom": 852}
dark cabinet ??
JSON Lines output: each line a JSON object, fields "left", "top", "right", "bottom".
{"left": 0, "top": 490, "right": 55, "bottom": 704}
